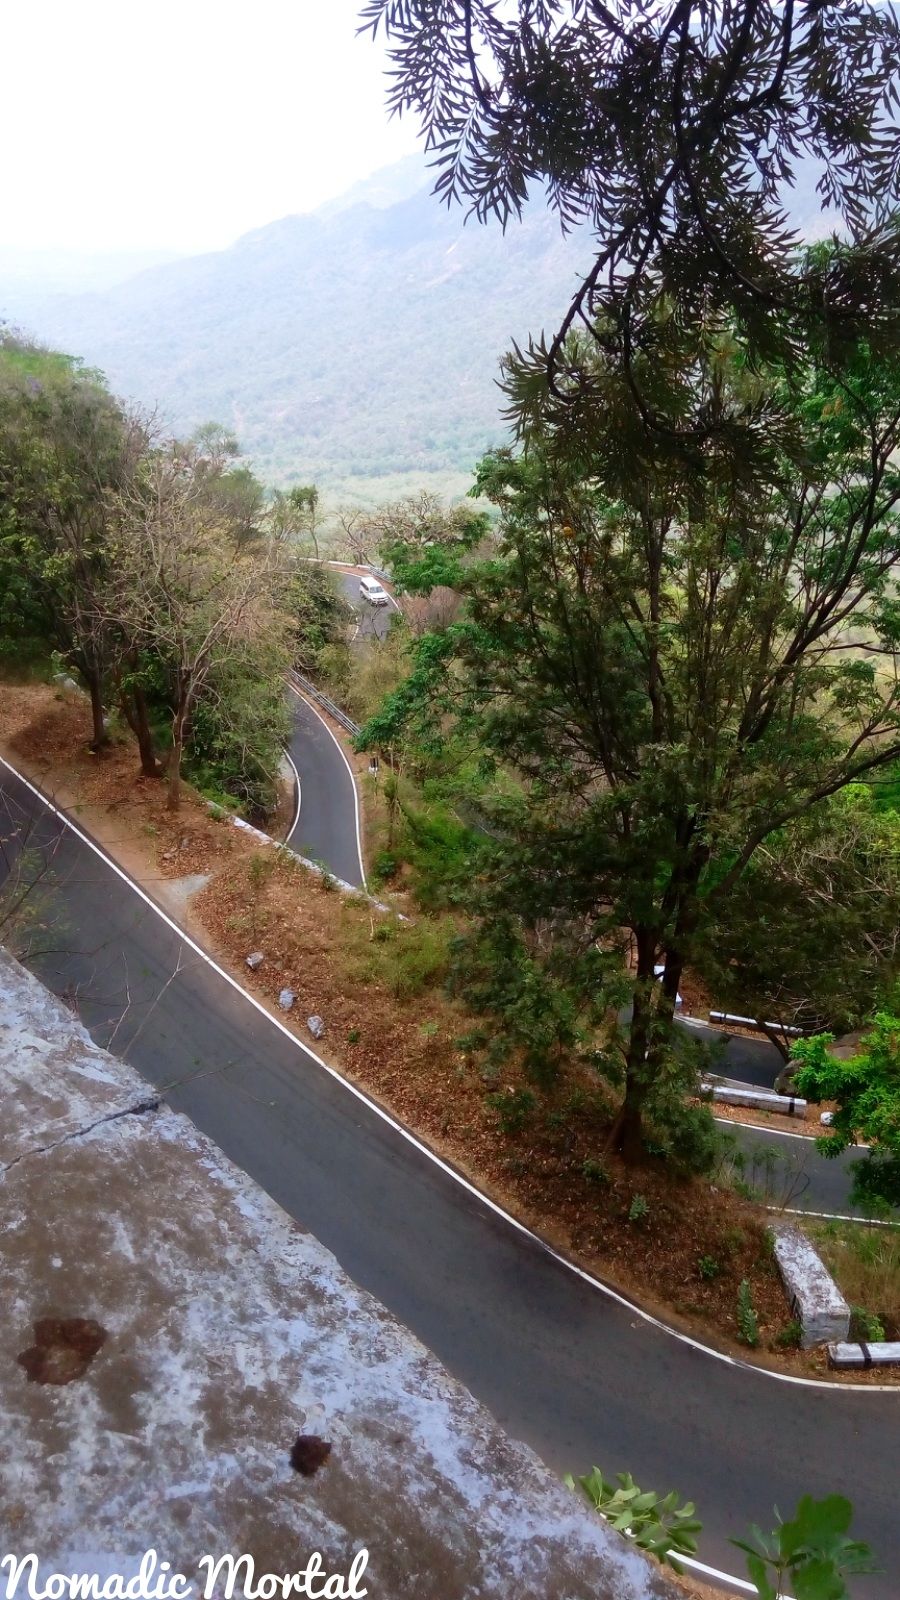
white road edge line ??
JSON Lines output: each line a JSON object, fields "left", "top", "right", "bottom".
{"left": 284, "top": 747, "right": 302, "bottom": 842}
{"left": 287, "top": 682, "right": 367, "bottom": 890}
{"left": 772, "top": 1206, "right": 898, "bottom": 1228}
{"left": 679, "top": 1552, "right": 773, "bottom": 1596}
{"left": 713, "top": 1115, "right": 816, "bottom": 1143}
{"left": 1, "top": 752, "right": 897, "bottom": 1405}
{"left": 714, "top": 1114, "right": 873, "bottom": 1152}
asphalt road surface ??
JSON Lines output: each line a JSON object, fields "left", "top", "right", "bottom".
{"left": 337, "top": 567, "right": 398, "bottom": 642}
{"left": 680, "top": 1015, "right": 786, "bottom": 1088}
{"left": 285, "top": 685, "right": 365, "bottom": 889}
{"left": 1, "top": 758, "right": 897, "bottom": 1597}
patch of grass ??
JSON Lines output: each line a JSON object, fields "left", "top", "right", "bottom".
{"left": 807, "top": 1219, "right": 900, "bottom": 1339}
{"left": 342, "top": 910, "right": 454, "bottom": 1001}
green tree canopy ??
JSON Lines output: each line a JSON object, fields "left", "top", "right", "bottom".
{"left": 792, "top": 1015, "right": 900, "bottom": 1210}
{"left": 366, "top": 1, "right": 900, "bottom": 458}
{"left": 361, "top": 324, "right": 900, "bottom": 1156}
{"left": 0, "top": 336, "right": 143, "bottom": 746}
{"left": 692, "top": 787, "right": 900, "bottom": 1059}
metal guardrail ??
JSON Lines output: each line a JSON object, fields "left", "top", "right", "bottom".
{"left": 289, "top": 670, "right": 361, "bottom": 738}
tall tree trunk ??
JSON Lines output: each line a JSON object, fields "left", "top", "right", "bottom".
{"left": 611, "top": 848, "right": 709, "bottom": 1162}
{"left": 131, "top": 684, "right": 158, "bottom": 779}
{"left": 167, "top": 705, "right": 186, "bottom": 812}
{"left": 85, "top": 670, "right": 108, "bottom": 751}
{"left": 116, "top": 672, "right": 158, "bottom": 779}
{"left": 612, "top": 930, "right": 659, "bottom": 1160}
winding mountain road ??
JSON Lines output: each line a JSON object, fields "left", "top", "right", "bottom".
{"left": 1, "top": 743, "right": 898, "bottom": 1596}
{"left": 285, "top": 683, "right": 366, "bottom": 888}
{"left": 335, "top": 565, "right": 399, "bottom": 643}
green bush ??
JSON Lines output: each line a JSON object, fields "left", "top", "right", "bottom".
{"left": 737, "top": 1279, "right": 760, "bottom": 1347}
{"left": 371, "top": 849, "right": 400, "bottom": 884}
{"left": 698, "top": 1254, "right": 721, "bottom": 1282}
{"left": 400, "top": 802, "right": 479, "bottom": 910}
{"left": 183, "top": 644, "right": 292, "bottom": 821}
{"left": 628, "top": 1193, "right": 649, "bottom": 1223}
{"left": 849, "top": 1305, "right": 885, "bottom": 1342}
{"left": 486, "top": 1086, "right": 536, "bottom": 1136}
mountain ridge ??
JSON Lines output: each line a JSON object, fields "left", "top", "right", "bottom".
{"left": 1, "top": 155, "right": 837, "bottom": 498}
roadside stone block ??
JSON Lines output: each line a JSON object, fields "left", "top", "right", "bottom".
{"left": 829, "top": 1341, "right": 900, "bottom": 1370}
{"left": 771, "top": 1222, "right": 850, "bottom": 1348}
{"left": 246, "top": 951, "right": 264, "bottom": 970}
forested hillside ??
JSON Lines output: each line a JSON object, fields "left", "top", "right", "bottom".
{"left": 0, "top": 157, "right": 835, "bottom": 497}
{"left": 1, "top": 161, "right": 590, "bottom": 493}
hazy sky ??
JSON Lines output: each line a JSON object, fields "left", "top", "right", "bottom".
{"left": 2, "top": 0, "right": 422, "bottom": 256}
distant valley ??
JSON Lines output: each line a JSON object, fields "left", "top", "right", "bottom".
{"left": 0, "top": 159, "right": 590, "bottom": 500}
{"left": 0, "top": 156, "right": 837, "bottom": 502}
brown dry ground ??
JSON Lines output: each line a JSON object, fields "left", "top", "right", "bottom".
{"left": 3, "top": 680, "right": 891, "bottom": 1385}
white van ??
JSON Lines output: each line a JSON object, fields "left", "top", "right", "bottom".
{"left": 359, "top": 575, "right": 390, "bottom": 607}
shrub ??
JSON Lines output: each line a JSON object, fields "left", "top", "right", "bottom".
{"left": 486, "top": 1086, "right": 536, "bottom": 1136}
{"left": 721, "top": 1226, "right": 747, "bottom": 1256}
{"left": 400, "top": 802, "right": 478, "bottom": 910}
{"left": 737, "top": 1279, "right": 760, "bottom": 1347}
{"left": 371, "top": 849, "right": 400, "bottom": 884}
{"left": 698, "top": 1254, "right": 721, "bottom": 1282}
{"left": 774, "top": 1319, "right": 803, "bottom": 1350}
{"left": 849, "top": 1305, "right": 885, "bottom": 1342}
{"left": 629, "top": 1193, "right": 649, "bottom": 1223}
{"left": 582, "top": 1157, "right": 611, "bottom": 1186}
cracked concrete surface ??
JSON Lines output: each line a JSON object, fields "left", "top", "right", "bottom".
{"left": 2, "top": 1096, "right": 161, "bottom": 1174}
{"left": 0, "top": 949, "right": 679, "bottom": 1599}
